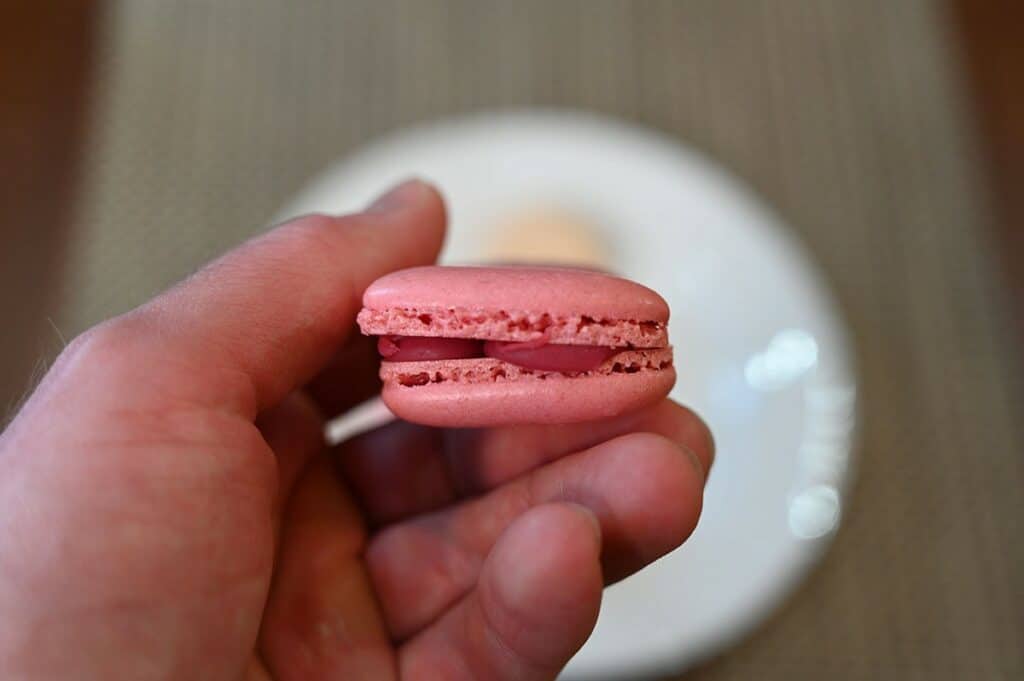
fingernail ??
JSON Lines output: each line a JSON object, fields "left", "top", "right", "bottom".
{"left": 366, "top": 178, "right": 429, "bottom": 213}
{"left": 678, "top": 442, "right": 706, "bottom": 481}
{"left": 564, "top": 502, "right": 603, "bottom": 543}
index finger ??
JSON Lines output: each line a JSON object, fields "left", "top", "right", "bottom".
{"left": 337, "top": 399, "right": 714, "bottom": 527}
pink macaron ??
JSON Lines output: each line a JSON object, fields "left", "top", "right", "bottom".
{"left": 357, "top": 265, "right": 675, "bottom": 427}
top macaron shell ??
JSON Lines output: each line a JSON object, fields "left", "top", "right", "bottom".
{"left": 363, "top": 265, "right": 669, "bottom": 324}
{"left": 358, "top": 265, "right": 670, "bottom": 349}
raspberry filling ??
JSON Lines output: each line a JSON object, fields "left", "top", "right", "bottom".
{"left": 482, "top": 340, "right": 618, "bottom": 372}
{"left": 378, "top": 336, "right": 619, "bottom": 372}
{"left": 377, "top": 336, "right": 482, "bottom": 361}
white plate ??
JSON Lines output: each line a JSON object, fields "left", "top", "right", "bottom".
{"left": 276, "top": 111, "right": 857, "bottom": 679}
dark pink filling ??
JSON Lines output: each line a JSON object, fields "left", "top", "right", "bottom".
{"left": 377, "top": 335, "right": 619, "bottom": 372}
{"left": 483, "top": 341, "right": 618, "bottom": 372}
{"left": 377, "top": 336, "right": 482, "bottom": 361}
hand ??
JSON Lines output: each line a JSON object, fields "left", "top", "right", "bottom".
{"left": 0, "top": 180, "right": 713, "bottom": 680}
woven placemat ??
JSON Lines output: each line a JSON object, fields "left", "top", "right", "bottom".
{"left": 59, "top": 1, "right": 1024, "bottom": 678}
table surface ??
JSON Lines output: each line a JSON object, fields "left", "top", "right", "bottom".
{"left": 3, "top": 2, "right": 1023, "bottom": 679}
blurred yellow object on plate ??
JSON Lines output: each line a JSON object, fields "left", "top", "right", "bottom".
{"left": 482, "top": 206, "right": 609, "bottom": 268}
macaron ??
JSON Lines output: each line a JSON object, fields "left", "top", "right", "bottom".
{"left": 357, "top": 265, "right": 675, "bottom": 427}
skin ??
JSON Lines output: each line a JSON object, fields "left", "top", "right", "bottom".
{"left": 0, "top": 180, "right": 713, "bottom": 681}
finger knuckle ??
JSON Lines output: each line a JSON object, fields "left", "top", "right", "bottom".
{"left": 60, "top": 317, "right": 139, "bottom": 371}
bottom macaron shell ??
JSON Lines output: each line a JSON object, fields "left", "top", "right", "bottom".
{"left": 380, "top": 365, "right": 676, "bottom": 427}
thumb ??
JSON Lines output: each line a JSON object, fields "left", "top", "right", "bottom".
{"left": 400, "top": 503, "right": 604, "bottom": 681}
{"left": 41, "top": 180, "right": 445, "bottom": 420}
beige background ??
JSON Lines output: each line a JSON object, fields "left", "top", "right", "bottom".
{"left": 40, "top": 1, "right": 1024, "bottom": 678}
